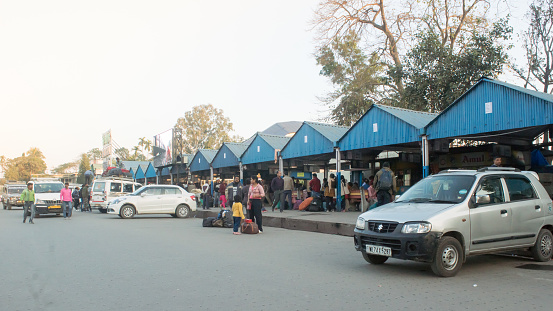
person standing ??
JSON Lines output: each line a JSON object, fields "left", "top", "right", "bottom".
{"left": 373, "top": 162, "right": 397, "bottom": 206}
{"left": 72, "top": 186, "right": 81, "bottom": 210}
{"left": 270, "top": 171, "right": 284, "bottom": 212}
{"left": 282, "top": 173, "right": 294, "bottom": 211}
{"left": 60, "top": 182, "right": 73, "bottom": 219}
{"left": 241, "top": 178, "right": 250, "bottom": 216}
{"left": 248, "top": 175, "right": 265, "bottom": 233}
{"left": 21, "top": 182, "right": 35, "bottom": 224}
{"left": 231, "top": 194, "right": 245, "bottom": 235}
{"left": 326, "top": 174, "right": 337, "bottom": 212}
{"left": 309, "top": 173, "right": 321, "bottom": 209}
{"left": 219, "top": 180, "right": 227, "bottom": 208}
{"left": 81, "top": 183, "right": 91, "bottom": 212}
{"left": 227, "top": 176, "right": 242, "bottom": 208}
{"left": 491, "top": 156, "right": 502, "bottom": 167}
{"left": 213, "top": 179, "right": 221, "bottom": 208}
{"left": 84, "top": 165, "right": 94, "bottom": 186}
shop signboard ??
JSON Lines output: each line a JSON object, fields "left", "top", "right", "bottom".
{"left": 153, "top": 129, "right": 173, "bottom": 167}
{"left": 438, "top": 152, "right": 489, "bottom": 168}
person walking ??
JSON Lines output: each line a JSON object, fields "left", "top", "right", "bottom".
{"left": 247, "top": 175, "right": 265, "bottom": 233}
{"left": 373, "top": 162, "right": 397, "bottom": 206}
{"left": 271, "top": 171, "right": 284, "bottom": 212}
{"left": 282, "top": 173, "right": 294, "bottom": 211}
{"left": 81, "top": 183, "right": 91, "bottom": 212}
{"left": 219, "top": 180, "right": 227, "bottom": 208}
{"left": 60, "top": 182, "right": 73, "bottom": 219}
{"left": 231, "top": 194, "right": 245, "bottom": 235}
{"left": 72, "top": 186, "right": 81, "bottom": 210}
{"left": 309, "top": 173, "right": 321, "bottom": 209}
{"left": 21, "top": 182, "right": 35, "bottom": 224}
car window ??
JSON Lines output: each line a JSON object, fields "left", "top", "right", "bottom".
{"left": 110, "top": 182, "right": 122, "bottom": 192}
{"left": 505, "top": 177, "right": 537, "bottom": 201}
{"left": 396, "top": 175, "right": 474, "bottom": 204}
{"left": 93, "top": 182, "right": 105, "bottom": 192}
{"left": 123, "top": 183, "right": 134, "bottom": 193}
{"left": 143, "top": 187, "right": 162, "bottom": 195}
{"left": 164, "top": 188, "right": 180, "bottom": 195}
{"left": 475, "top": 177, "right": 504, "bottom": 205}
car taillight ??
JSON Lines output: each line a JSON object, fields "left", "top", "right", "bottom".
{"left": 103, "top": 190, "right": 107, "bottom": 201}
{"left": 190, "top": 195, "right": 196, "bottom": 201}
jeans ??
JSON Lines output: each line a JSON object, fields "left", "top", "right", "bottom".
{"left": 311, "top": 191, "right": 321, "bottom": 211}
{"left": 377, "top": 190, "right": 392, "bottom": 206}
{"left": 213, "top": 192, "right": 219, "bottom": 208}
{"left": 233, "top": 217, "right": 241, "bottom": 232}
{"left": 272, "top": 190, "right": 283, "bottom": 211}
{"left": 62, "top": 201, "right": 72, "bottom": 218}
{"left": 248, "top": 199, "right": 263, "bottom": 232}
{"left": 23, "top": 202, "right": 35, "bottom": 222}
{"left": 82, "top": 197, "right": 90, "bottom": 211}
{"left": 282, "top": 190, "right": 292, "bottom": 210}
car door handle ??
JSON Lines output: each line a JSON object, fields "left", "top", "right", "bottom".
{"left": 535, "top": 205, "right": 541, "bottom": 211}
{"left": 500, "top": 209, "right": 508, "bottom": 216}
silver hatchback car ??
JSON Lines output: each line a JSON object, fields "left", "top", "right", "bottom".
{"left": 354, "top": 167, "right": 553, "bottom": 277}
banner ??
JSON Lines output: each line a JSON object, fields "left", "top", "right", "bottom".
{"left": 153, "top": 129, "right": 173, "bottom": 167}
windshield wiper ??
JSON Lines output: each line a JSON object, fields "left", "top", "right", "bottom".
{"left": 429, "top": 199, "right": 458, "bottom": 204}
{"left": 402, "top": 198, "right": 432, "bottom": 203}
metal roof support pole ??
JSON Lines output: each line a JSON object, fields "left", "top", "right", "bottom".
{"left": 335, "top": 148, "right": 342, "bottom": 211}
{"left": 278, "top": 153, "right": 283, "bottom": 176}
{"left": 239, "top": 161, "right": 243, "bottom": 185}
{"left": 210, "top": 165, "right": 214, "bottom": 208}
{"left": 170, "top": 172, "right": 173, "bottom": 185}
{"left": 422, "top": 135, "right": 429, "bottom": 178}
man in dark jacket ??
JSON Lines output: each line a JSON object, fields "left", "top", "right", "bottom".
{"left": 227, "top": 176, "right": 242, "bottom": 208}
{"left": 270, "top": 171, "right": 284, "bottom": 212}
{"left": 81, "top": 184, "right": 91, "bottom": 212}
{"left": 373, "top": 162, "right": 397, "bottom": 206}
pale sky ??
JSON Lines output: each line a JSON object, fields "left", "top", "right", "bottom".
{"left": 0, "top": 0, "right": 531, "bottom": 172}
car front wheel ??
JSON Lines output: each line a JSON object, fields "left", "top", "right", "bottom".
{"left": 431, "top": 236, "right": 463, "bottom": 277}
{"left": 120, "top": 205, "right": 135, "bottom": 219}
{"left": 175, "top": 204, "right": 190, "bottom": 218}
{"left": 362, "top": 252, "right": 388, "bottom": 264}
{"left": 531, "top": 229, "right": 553, "bottom": 262}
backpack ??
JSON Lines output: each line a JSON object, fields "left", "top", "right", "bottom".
{"left": 378, "top": 169, "right": 393, "bottom": 191}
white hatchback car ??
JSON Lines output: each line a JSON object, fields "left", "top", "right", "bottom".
{"left": 107, "top": 185, "right": 197, "bottom": 219}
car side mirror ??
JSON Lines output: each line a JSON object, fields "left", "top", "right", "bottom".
{"left": 394, "top": 195, "right": 400, "bottom": 201}
{"left": 476, "top": 194, "right": 490, "bottom": 204}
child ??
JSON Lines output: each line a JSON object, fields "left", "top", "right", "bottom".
{"left": 232, "top": 194, "right": 245, "bottom": 235}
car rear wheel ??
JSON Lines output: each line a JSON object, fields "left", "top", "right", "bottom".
{"left": 531, "top": 229, "right": 553, "bottom": 262}
{"left": 120, "top": 205, "right": 135, "bottom": 219}
{"left": 431, "top": 237, "right": 463, "bottom": 277}
{"left": 175, "top": 204, "right": 190, "bottom": 218}
{"left": 362, "top": 252, "right": 388, "bottom": 264}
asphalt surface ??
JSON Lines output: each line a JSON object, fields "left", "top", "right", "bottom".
{"left": 2, "top": 205, "right": 553, "bottom": 311}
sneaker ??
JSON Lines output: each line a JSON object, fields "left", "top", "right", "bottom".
{"left": 29, "top": 221, "right": 34, "bottom": 224}
{"left": 258, "top": 230, "right": 263, "bottom": 234}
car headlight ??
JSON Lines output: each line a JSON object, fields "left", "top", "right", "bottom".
{"left": 36, "top": 199, "right": 45, "bottom": 204}
{"left": 401, "top": 222, "right": 432, "bottom": 234}
{"left": 356, "top": 217, "right": 366, "bottom": 230}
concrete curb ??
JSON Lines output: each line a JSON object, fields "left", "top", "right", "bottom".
{"left": 193, "top": 210, "right": 355, "bottom": 237}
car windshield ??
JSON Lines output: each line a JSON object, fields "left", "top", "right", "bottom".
{"left": 8, "top": 187, "right": 25, "bottom": 194}
{"left": 34, "top": 183, "right": 64, "bottom": 193}
{"left": 130, "top": 187, "right": 147, "bottom": 196}
{"left": 396, "top": 175, "right": 475, "bottom": 204}
{"left": 93, "top": 182, "right": 106, "bottom": 192}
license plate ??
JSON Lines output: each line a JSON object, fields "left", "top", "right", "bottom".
{"left": 48, "top": 205, "right": 61, "bottom": 209}
{"left": 366, "top": 244, "right": 392, "bottom": 257}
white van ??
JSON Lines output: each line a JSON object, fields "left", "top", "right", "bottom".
{"left": 91, "top": 177, "right": 142, "bottom": 213}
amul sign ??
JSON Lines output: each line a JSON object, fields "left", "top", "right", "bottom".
{"left": 438, "top": 152, "right": 489, "bottom": 168}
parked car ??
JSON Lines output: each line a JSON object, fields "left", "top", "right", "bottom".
{"left": 107, "top": 184, "right": 196, "bottom": 219}
{"left": 2, "top": 183, "right": 26, "bottom": 209}
{"left": 354, "top": 167, "right": 553, "bottom": 277}
{"left": 91, "top": 177, "right": 142, "bottom": 213}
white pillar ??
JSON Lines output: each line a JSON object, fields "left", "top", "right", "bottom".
{"left": 335, "top": 148, "right": 342, "bottom": 210}
{"left": 239, "top": 161, "right": 243, "bottom": 184}
{"left": 422, "top": 135, "right": 430, "bottom": 178}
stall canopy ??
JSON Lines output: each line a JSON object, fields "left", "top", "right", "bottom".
{"left": 339, "top": 104, "right": 437, "bottom": 151}
{"left": 424, "top": 78, "right": 553, "bottom": 145}
{"left": 281, "top": 121, "right": 349, "bottom": 160}
{"left": 189, "top": 149, "right": 217, "bottom": 173}
{"left": 261, "top": 121, "right": 302, "bottom": 136}
{"left": 241, "top": 133, "right": 290, "bottom": 165}
{"left": 144, "top": 163, "right": 157, "bottom": 179}
{"left": 212, "top": 142, "right": 249, "bottom": 169}
{"left": 134, "top": 166, "right": 145, "bottom": 180}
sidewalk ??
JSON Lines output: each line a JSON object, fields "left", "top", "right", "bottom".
{"left": 194, "top": 208, "right": 361, "bottom": 237}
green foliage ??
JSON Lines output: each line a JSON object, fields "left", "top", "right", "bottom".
{"left": 175, "top": 104, "right": 243, "bottom": 154}
{"left": 315, "top": 31, "right": 386, "bottom": 125}
{"left": 87, "top": 148, "right": 102, "bottom": 161}
{"left": 77, "top": 154, "right": 91, "bottom": 184}
{"left": 52, "top": 161, "right": 79, "bottom": 174}
{"left": 3, "top": 148, "right": 47, "bottom": 181}
{"left": 400, "top": 18, "right": 512, "bottom": 112}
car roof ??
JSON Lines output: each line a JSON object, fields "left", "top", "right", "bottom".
{"left": 436, "top": 168, "right": 538, "bottom": 178}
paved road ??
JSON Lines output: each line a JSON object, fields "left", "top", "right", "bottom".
{"left": 1, "top": 206, "right": 553, "bottom": 311}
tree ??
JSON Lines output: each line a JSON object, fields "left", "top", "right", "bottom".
{"left": 77, "top": 154, "right": 91, "bottom": 184}
{"left": 401, "top": 18, "right": 512, "bottom": 112}
{"left": 87, "top": 148, "right": 102, "bottom": 161}
{"left": 52, "top": 161, "right": 79, "bottom": 174}
{"left": 315, "top": 31, "right": 387, "bottom": 125}
{"left": 3, "top": 148, "right": 47, "bottom": 181}
{"left": 313, "top": 0, "right": 497, "bottom": 100}
{"left": 115, "top": 147, "right": 130, "bottom": 161}
{"left": 175, "top": 104, "right": 243, "bottom": 154}
{"left": 513, "top": 0, "right": 553, "bottom": 93}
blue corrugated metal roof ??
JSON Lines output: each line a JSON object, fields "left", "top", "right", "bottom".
{"left": 241, "top": 133, "right": 290, "bottom": 165}
{"left": 339, "top": 105, "right": 437, "bottom": 151}
{"left": 129, "top": 167, "right": 136, "bottom": 179}
{"left": 135, "top": 166, "right": 145, "bottom": 179}
{"left": 262, "top": 121, "right": 302, "bottom": 136}
{"left": 189, "top": 149, "right": 217, "bottom": 172}
{"left": 160, "top": 166, "right": 171, "bottom": 176}
{"left": 212, "top": 142, "right": 249, "bottom": 169}
{"left": 122, "top": 161, "right": 150, "bottom": 173}
{"left": 145, "top": 163, "right": 157, "bottom": 178}
{"left": 425, "top": 78, "right": 553, "bottom": 140}
{"left": 281, "top": 122, "right": 349, "bottom": 159}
